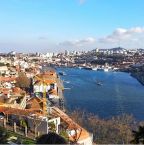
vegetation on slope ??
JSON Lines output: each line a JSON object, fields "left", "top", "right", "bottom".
{"left": 69, "top": 109, "right": 144, "bottom": 144}
{"left": 130, "top": 65, "right": 144, "bottom": 85}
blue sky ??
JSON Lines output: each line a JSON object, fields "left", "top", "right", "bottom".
{"left": 0, "top": 0, "right": 144, "bottom": 52}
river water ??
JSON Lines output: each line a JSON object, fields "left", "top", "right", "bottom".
{"left": 57, "top": 67, "right": 144, "bottom": 120}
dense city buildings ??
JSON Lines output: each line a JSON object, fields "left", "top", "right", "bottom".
{"left": 0, "top": 53, "right": 93, "bottom": 144}
{"left": 0, "top": 47, "right": 144, "bottom": 143}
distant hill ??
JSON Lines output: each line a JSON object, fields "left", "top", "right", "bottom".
{"left": 110, "top": 47, "right": 126, "bottom": 51}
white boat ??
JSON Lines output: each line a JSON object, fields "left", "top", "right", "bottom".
{"left": 64, "top": 87, "right": 71, "bottom": 90}
{"left": 92, "top": 67, "right": 98, "bottom": 71}
{"left": 112, "top": 67, "right": 119, "bottom": 71}
{"left": 98, "top": 66, "right": 112, "bottom": 72}
{"left": 96, "top": 80, "right": 103, "bottom": 86}
{"left": 104, "top": 68, "right": 109, "bottom": 72}
{"left": 65, "top": 81, "right": 70, "bottom": 83}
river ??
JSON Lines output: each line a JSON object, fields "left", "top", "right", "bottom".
{"left": 57, "top": 67, "right": 144, "bottom": 120}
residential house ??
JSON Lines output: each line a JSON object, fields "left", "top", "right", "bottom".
{"left": 0, "top": 87, "right": 26, "bottom": 109}
{"left": 0, "top": 106, "right": 49, "bottom": 135}
{"left": 26, "top": 96, "right": 60, "bottom": 134}
{"left": 33, "top": 71, "right": 59, "bottom": 99}
{"left": 0, "top": 65, "right": 9, "bottom": 75}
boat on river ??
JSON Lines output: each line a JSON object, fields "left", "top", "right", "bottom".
{"left": 59, "top": 71, "right": 66, "bottom": 76}
{"left": 92, "top": 67, "right": 98, "bottom": 71}
{"left": 96, "top": 80, "right": 103, "bottom": 86}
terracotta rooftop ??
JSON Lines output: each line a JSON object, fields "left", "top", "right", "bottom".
{"left": 0, "top": 106, "right": 35, "bottom": 116}
{"left": 0, "top": 76, "right": 16, "bottom": 82}
{"left": 52, "top": 107, "right": 91, "bottom": 142}
{"left": 49, "top": 89, "right": 58, "bottom": 96}
{"left": 12, "top": 87, "right": 24, "bottom": 94}
{"left": 0, "top": 88, "right": 11, "bottom": 95}
{"left": 34, "top": 80, "right": 56, "bottom": 85}
{"left": 36, "top": 71, "right": 57, "bottom": 79}
{"left": 26, "top": 96, "right": 43, "bottom": 111}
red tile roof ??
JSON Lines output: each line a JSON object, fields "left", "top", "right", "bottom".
{"left": 0, "top": 106, "right": 34, "bottom": 116}
{"left": 0, "top": 88, "right": 11, "bottom": 95}
{"left": 0, "top": 76, "right": 16, "bottom": 82}
{"left": 52, "top": 107, "right": 91, "bottom": 142}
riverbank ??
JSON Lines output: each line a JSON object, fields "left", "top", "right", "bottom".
{"left": 131, "top": 72, "right": 144, "bottom": 85}
{"left": 120, "top": 65, "right": 144, "bottom": 86}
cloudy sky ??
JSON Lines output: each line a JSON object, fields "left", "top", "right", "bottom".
{"left": 0, "top": 0, "right": 144, "bottom": 53}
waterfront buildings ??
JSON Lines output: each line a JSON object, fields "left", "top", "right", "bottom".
{"left": 0, "top": 55, "right": 93, "bottom": 144}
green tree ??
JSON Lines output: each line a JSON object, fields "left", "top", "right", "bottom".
{"left": 48, "top": 122, "right": 56, "bottom": 132}
{"left": 6, "top": 63, "right": 10, "bottom": 67}
{"left": 59, "top": 130, "right": 69, "bottom": 141}
{"left": 131, "top": 126, "right": 144, "bottom": 144}
{"left": 20, "top": 118, "right": 28, "bottom": 132}
{"left": 0, "top": 63, "right": 5, "bottom": 66}
{"left": 0, "top": 126, "right": 10, "bottom": 143}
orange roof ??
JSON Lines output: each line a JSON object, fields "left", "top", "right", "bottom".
{"left": 0, "top": 87, "right": 25, "bottom": 96}
{"left": 0, "top": 88, "right": 10, "bottom": 92}
{"left": 36, "top": 71, "right": 57, "bottom": 79}
{"left": 34, "top": 80, "right": 56, "bottom": 85}
{"left": 49, "top": 89, "right": 58, "bottom": 96}
{"left": 0, "top": 88, "right": 11, "bottom": 95}
{"left": 52, "top": 107, "right": 91, "bottom": 142}
{"left": 12, "top": 87, "right": 23, "bottom": 93}
{"left": 0, "top": 76, "right": 16, "bottom": 82}
{"left": 2, "top": 91, "right": 9, "bottom": 95}
{"left": 52, "top": 107, "right": 80, "bottom": 129}
{"left": 27, "top": 97, "right": 43, "bottom": 110}
{"left": 43, "top": 70, "right": 56, "bottom": 74}
{"left": 0, "top": 106, "right": 34, "bottom": 116}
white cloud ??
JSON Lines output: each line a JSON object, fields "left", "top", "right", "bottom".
{"left": 59, "top": 26, "right": 144, "bottom": 50}
{"left": 59, "top": 37, "right": 96, "bottom": 47}
{"left": 99, "top": 27, "right": 144, "bottom": 43}
{"left": 128, "top": 27, "right": 144, "bottom": 33}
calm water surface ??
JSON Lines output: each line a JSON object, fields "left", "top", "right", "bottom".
{"left": 57, "top": 67, "right": 144, "bottom": 120}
